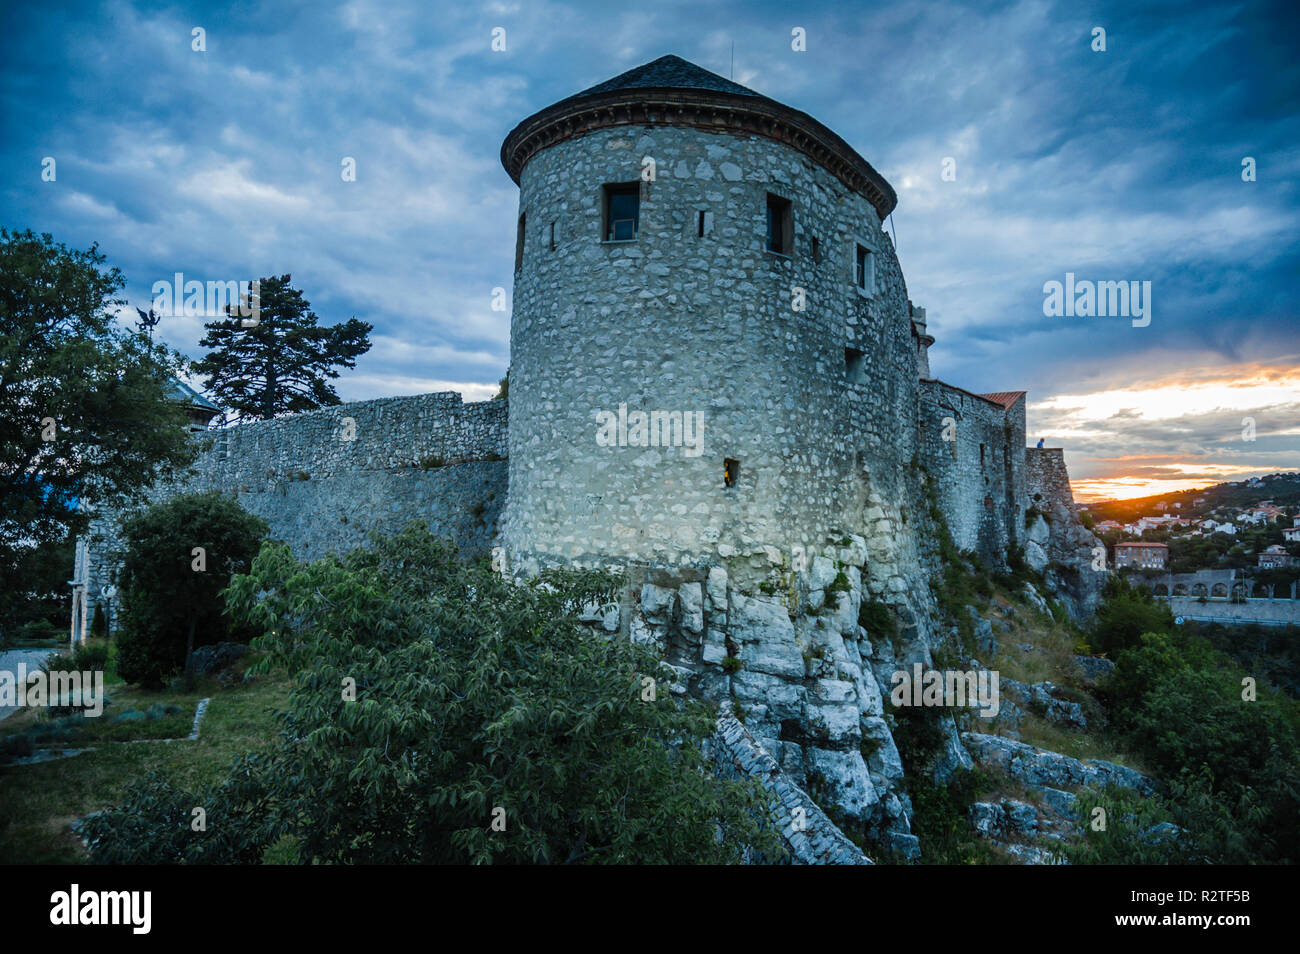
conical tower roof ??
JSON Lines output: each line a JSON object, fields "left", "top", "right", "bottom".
{"left": 501, "top": 54, "right": 897, "bottom": 218}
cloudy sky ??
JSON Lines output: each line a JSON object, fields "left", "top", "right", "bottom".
{"left": 3, "top": 0, "right": 1297, "bottom": 500}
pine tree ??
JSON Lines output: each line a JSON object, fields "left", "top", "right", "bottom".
{"left": 194, "top": 274, "right": 372, "bottom": 421}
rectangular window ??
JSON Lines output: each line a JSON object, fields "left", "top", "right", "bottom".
{"left": 811, "top": 236, "right": 821, "bottom": 263}
{"left": 724, "top": 458, "right": 740, "bottom": 489}
{"left": 515, "top": 213, "right": 526, "bottom": 271}
{"left": 603, "top": 183, "right": 640, "bottom": 241}
{"left": 979, "top": 443, "right": 986, "bottom": 466}
{"left": 845, "top": 347, "right": 866, "bottom": 385}
{"left": 854, "top": 243, "right": 875, "bottom": 294}
{"left": 697, "top": 209, "right": 714, "bottom": 238}
{"left": 549, "top": 220, "right": 556, "bottom": 251}
{"left": 766, "top": 193, "right": 793, "bottom": 255}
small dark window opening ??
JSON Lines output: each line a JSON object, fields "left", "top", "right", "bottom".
{"left": 984, "top": 495, "right": 994, "bottom": 511}
{"left": 766, "top": 193, "right": 793, "bottom": 255}
{"left": 549, "top": 220, "right": 556, "bottom": 251}
{"left": 698, "top": 210, "right": 706, "bottom": 237}
{"left": 845, "top": 347, "right": 866, "bottom": 385}
{"left": 515, "top": 213, "right": 526, "bottom": 271}
{"left": 811, "top": 236, "right": 821, "bottom": 263}
{"left": 603, "top": 183, "right": 640, "bottom": 241}
{"left": 855, "top": 243, "right": 873, "bottom": 292}
{"left": 724, "top": 458, "right": 740, "bottom": 489}
{"left": 979, "top": 443, "right": 986, "bottom": 466}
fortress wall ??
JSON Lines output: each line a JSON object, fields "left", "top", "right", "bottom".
{"left": 79, "top": 393, "right": 508, "bottom": 627}
{"left": 504, "top": 124, "right": 915, "bottom": 572}
{"left": 918, "top": 381, "right": 1020, "bottom": 564}
{"left": 1026, "top": 448, "right": 1075, "bottom": 512}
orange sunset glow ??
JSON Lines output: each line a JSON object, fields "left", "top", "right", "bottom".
{"left": 1028, "top": 364, "right": 1300, "bottom": 503}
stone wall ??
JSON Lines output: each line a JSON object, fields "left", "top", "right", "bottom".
{"left": 502, "top": 123, "right": 917, "bottom": 574}
{"left": 1163, "top": 596, "right": 1300, "bottom": 627}
{"left": 1025, "top": 448, "right": 1074, "bottom": 512}
{"left": 918, "top": 381, "right": 1024, "bottom": 565}
{"left": 1023, "top": 447, "right": 1105, "bottom": 619}
{"left": 77, "top": 393, "right": 508, "bottom": 627}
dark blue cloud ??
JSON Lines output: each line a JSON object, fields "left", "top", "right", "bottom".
{"left": 2, "top": 0, "right": 1297, "bottom": 438}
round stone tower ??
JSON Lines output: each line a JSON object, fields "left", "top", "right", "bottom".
{"left": 500, "top": 55, "right": 915, "bottom": 573}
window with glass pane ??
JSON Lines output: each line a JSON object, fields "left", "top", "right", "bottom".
{"left": 603, "top": 183, "right": 640, "bottom": 241}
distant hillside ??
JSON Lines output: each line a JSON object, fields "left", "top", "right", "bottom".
{"left": 1083, "top": 472, "right": 1300, "bottom": 523}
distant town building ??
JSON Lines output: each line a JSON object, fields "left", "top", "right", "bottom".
{"left": 1155, "top": 502, "right": 1168, "bottom": 511}
{"left": 1115, "top": 541, "right": 1169, "bottom": 570}
{"left": 1282, "top": 526, "right": 1300, "bottom": 542}
{"left": 1259, "top": 545, "right": 1294, "bottom": 569}
{"left": 1095, "top": 519, "right": 1122, "bottom": 532}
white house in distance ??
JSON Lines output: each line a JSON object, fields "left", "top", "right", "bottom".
{"left": 1283, "top": 526, "right": 1300, "bottom": 542}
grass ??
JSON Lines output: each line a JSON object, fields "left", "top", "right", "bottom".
{"left": 0, "top": 664, "right": 289, "bottom": 864}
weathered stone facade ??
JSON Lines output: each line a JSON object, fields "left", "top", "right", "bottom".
{"left": 73, "top": 393, "right": 507, "bottom": 637}
{"left": 501, "top": 119, "right": 916, "bottom": 573}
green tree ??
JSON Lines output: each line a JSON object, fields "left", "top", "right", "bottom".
{"left": 1097, "top": 629, "right": 1300, "bottom": 863}
{"left": 115, "top": 492, "right": 267, "bottom": 687}
{"left": 0, "top": 228, "right": 196, "bottom": 641}
{"left": 194, "top": 274, "right": 371, "bottom": 421}
{"left": 1090, "top": 574, "right": 1175, "bottom": 656}
{"left": 87, "top": 523, "right": 783, "bottom": 863}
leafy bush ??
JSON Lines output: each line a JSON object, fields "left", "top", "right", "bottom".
{"left": 89, "top": 522, "right": 781, "bottom": 864}
{"left": 1090, "top": 574, "right": 1175, "bottom": 657}
{"left": 114, "top": 492, "right": 267, "bottom": 687}
{"left": 1098, "top": 628, "right": 1300, "bottom": 863}
{"left": 45, "top": 642, "right": 109, "bottom": 673}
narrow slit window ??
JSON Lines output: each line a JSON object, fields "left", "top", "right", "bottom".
{"left": 603, "top": 183, "right": 640, "bottom": 241}
{"left": 549, "top": 220, "right": 556, "bottom": 251}
{"left": 698, "top": 210, "right": 706, "bottom": 237}
{"left": 979, "top": 443, "right": 986, "bottom": 466}
{"left": 811, "top": 236, "right": 821, "bottom": 263}
{"left": 845, "top": 347, "right": 866, "bottom": 385}
{"left": 766, "top": 193, "right": 793, "bottom": 255}
{"left": 515, "top": 212, "right": 526, "bottom": 271}
{"left": 854, "top": 243, "right": 874, "bottom": 293}
{"left": 724, "top": 458, "right": 740, "bottom": 489}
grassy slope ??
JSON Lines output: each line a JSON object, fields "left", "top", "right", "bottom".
{"left": 0, "top": 655, "right": 289, "bottom": 864}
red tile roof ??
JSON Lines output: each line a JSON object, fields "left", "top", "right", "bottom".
{"left": 978, "top": 391, "right": 1027, "bottom": 410}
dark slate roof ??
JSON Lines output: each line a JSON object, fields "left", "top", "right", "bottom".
{"left": 568, "top": 54, "right": 761, "bottom": 101}
{"left": 168, "top": 378, "right": 221, "bottom": 412}
{"left": 501, "top": 54, "right": 898, "bottom": 218}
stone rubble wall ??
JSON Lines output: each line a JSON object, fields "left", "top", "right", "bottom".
{"left": 79, "top": 393, "right": 508, "bottom": 625}
{"left": 918, "top": 381, "right": 1025, "bottom": 566}
{"left": 503, "top": 122, "right": 918, "bottom": 573}
{"left": 1023, "top": 447, "right": 1106, "bottom": 619}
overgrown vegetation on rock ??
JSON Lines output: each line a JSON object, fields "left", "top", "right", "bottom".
{"left": 84, "top": 522, "right": 780, "bottom": 864}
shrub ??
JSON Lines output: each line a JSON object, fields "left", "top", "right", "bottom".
{"left": 114, "top": 492, "right": 268, "bottom": 687}
{"left": 90, "top": 522, "right": 782, "bottom": 864}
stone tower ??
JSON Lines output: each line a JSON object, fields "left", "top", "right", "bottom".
{"left": 499, "top": 55, "right": 917, "bottom": 574}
